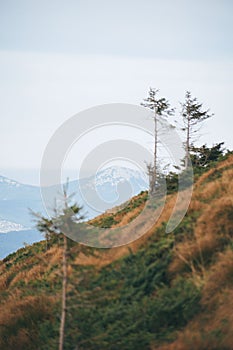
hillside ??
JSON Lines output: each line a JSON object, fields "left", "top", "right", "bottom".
{"left": 0, "top": 155, "right": 233, "bottom": 350}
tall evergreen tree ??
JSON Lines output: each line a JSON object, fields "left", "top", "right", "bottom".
{"left": 181, "top": 91, "right": 213, "bottom": 168}
{"left": 141, "top": 88, "right": 174, "bottom": 194}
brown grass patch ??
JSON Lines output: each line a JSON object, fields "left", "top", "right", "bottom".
{"left": 113, "top": 205, "right": 144, "bottom": 227}
{"left": 0, "top": 294, "right": 55, "bottom": 350}
{"left": 188, "top": 199, "right": 204, "bottom": 213}
{"left": 195, "top": 154, "right": 233, "bottom": 189}
{"left": 202, "top": 249, "right": 233, "bottom": 306}
{"left": 10, "top": 264, "right": 46, "bottom": 286}
{"left": 169, "top": 232, "right": 219, "bottom": 279}
{"left": 195, "top": 197, "right": 233, "bottom": 239}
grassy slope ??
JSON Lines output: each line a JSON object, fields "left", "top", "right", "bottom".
{"left": 0, "top": 155, "right": 233, "bottom": 350}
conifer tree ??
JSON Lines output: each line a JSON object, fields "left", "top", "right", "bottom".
{"left": 141, "top": 88, "right": 174, "bottom": 193}
{"left": 35, "top": 186, "right": 84, "bottom": 350}
{"left": 181, "top": 91, "right": 213, "bottom": 168}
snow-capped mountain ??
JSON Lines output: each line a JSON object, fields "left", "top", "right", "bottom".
{"left": 0, "top": 219, "right": 27, "bottom": 233}
{"left": 68, "top": 166, "right": 148, "bottom": 218}
{"left": 94, "top": 167, "right": 147, "bottom": 187}
{"left": 0, "top": 176, "right": 20, "bottom": 187}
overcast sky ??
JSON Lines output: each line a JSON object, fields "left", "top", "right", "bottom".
{"left": 0, "top": 0, "right": 232, "bottom": 185}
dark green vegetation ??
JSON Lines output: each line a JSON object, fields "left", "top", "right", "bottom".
{"left": 166, "top": 142, "right": 231, "bottom": 194}
{"left": 0, "top": 153, "right": 233, "bottom": 350}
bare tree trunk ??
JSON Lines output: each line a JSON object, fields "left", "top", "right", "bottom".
{"left": 185, "top": 116, "right": 190, "bottom": 169}
{"left": 152, "top": 110, "right": 158, "bottom": 194}
{"left": 59, "top": 234, "right": 68, "bottom": 350}
{"left": 147, "top": 164, "right": 154, "bottom": 194}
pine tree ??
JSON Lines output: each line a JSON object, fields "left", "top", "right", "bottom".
{"left": 141, "top": 88, "right": 174, "bottom": 194}
{"left": 34, "top": 186, "right": 84, "bottom": 350}
{"left": 181, "top": 91, "right": 213, "bottom": 168}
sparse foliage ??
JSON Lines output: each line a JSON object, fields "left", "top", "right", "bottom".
{"left": 190, "top": 142, "right": 225, "bottom": 168}
{"left": 141, "top": 88, "right": 174, "bottom": 193}
{"left": 35, "top": 186, "right": 84, "bottom": 350}
{"left": 181, "top": 91, "right": 213, "bottom": 168}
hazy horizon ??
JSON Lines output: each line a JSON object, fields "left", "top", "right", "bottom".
{"left": 1, "top": 0, "right": 232, "bottom": 184}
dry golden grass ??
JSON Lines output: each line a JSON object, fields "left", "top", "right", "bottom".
{"left": 195, "top": 154, "right": 233, "bottom": 188}
{"left": 0, "top": 270, "right": 13, "bottom": 290}
{"left": 162, "top": 157, "right": 233, "bottom": 350}
{"left": 44, "top": 245, "right": 63, "bottom": 268}
{"left": 194, "top": 161, "right": 233, "bottom": 203}
{"left": 0, "top": 294, "right": 56, "bottom": 350}
{"left": 10, "top": 264, "right": 45, "bottom": 286}
{"left": 169, "top": 155, "right": 233, "bottom": 283}
{"left": 113, "top": 205, "right": 144, "bottom": 227}
{"left": 195, "top": 197, "right": 233, "bottom": 239}
{"left": 168, "top": 233, "right": 219, "bottom": 281}
{"left": 202, "top": 249, "right": 233, "bottom": 305}
{"left": 169, "top": 206, "right": 232, "bottom": 282}
{"left": 0, "top": 245, "right": 64, "bottom": 291}
{"left": 188, "top": 198, "right": 205, "bottom": 213}
{"left": 198, "top": 180, "right": 222, "bottom": 201}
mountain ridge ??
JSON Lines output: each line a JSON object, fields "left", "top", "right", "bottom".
{"left": 0, "top": 166, "right": 148, "bottom": 226}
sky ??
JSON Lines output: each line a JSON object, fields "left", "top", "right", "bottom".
{"left": 0, "top": 0, "right": 233, "bottom": 185}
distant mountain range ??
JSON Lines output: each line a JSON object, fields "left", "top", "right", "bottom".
{"left": 0, "top": 167, "right": 148, "bottom": 228}
{"left": 0, "top": 175, "right": 42, "bottom": 228}
{"left": 0, "top": 168, "right": 148, "bottom": 258}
